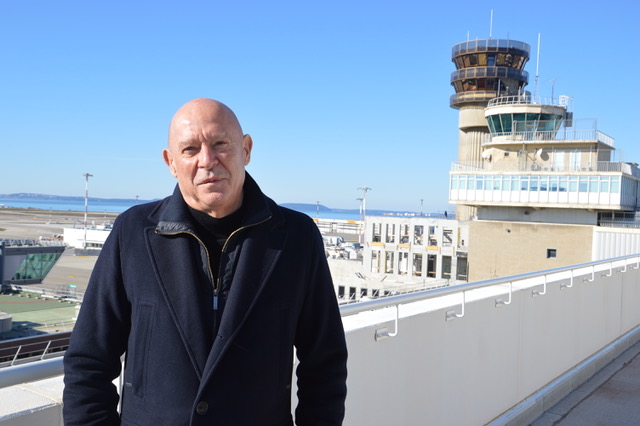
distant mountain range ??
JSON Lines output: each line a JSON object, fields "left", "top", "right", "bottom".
{"left": 0, "top": 193, "right": 426, "bottom": 217}
{"left": 0, "top": 193, "right": 155, "bottom": 204}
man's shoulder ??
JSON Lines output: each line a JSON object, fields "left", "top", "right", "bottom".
{"left": 115, "top": 198, "right": 168, "bottom": 227}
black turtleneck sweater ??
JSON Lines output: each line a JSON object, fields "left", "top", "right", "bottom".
{"left": 187, "top": 204, "right": 244, "bottom": 339}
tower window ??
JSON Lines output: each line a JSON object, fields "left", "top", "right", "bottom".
{"left": 547, "top": 249, "right": 557, "bottom": 259}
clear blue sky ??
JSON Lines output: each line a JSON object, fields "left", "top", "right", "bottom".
{"left": 1, "top": 0, "right": 638, "bottom": 212}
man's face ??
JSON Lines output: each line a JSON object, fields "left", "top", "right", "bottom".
{"left": 163, "top": 101, "right": 252, "bottom": 217}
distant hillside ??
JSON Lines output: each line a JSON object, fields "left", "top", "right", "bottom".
{"left": 0, "top": 194, "right": 428, "bottom": 217}
{"left": 280, "top": 203, "right": 333, "bottom": 212}
{"left": 0, "top": 193, "right": 153, "bottom": 204}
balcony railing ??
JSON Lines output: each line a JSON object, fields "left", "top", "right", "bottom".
{"left": 487, "top": 94, "right": 569, "bottom": 107}
{"left": 484, "top": 128, "right": 615, "bottom": 148}
{"left": 4, "top": 254, "right": 640, "bottom": 425}
{"left": 452, "top": 39, "right": 530, "bottom": 56}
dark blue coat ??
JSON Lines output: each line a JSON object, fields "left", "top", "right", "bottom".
{"left": 63, "top": 174, "right": 348, "bottom": 425}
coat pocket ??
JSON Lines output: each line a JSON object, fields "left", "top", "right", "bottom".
{"left": 124, "top": 301, "right": 155, "bottom": 399}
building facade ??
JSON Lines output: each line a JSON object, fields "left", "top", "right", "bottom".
{"left": 448, "top": 38, "right": 640, "bottom": 281}
{"left": 359, "top": 216, "right": 469, "bottom": 291}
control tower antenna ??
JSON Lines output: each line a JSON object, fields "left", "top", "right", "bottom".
{"left": 489, "top": 9, "right": 493, "bottom": 39}
{"left": 534, "top": 33, "right": 541, "bottom": 101}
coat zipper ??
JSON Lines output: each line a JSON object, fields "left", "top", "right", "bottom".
{"left": 213, "top": 216, "right": 271, "bottom": 313}
{"left": 156, "top": 214, "right": 271, "bottom": 321}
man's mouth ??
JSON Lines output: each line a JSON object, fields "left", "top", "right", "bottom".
{"left": 199, "top": 177, "right": 223, "bottom": 185}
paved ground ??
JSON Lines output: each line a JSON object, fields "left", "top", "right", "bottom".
{"left": 0, "top": 207, "right": 116, "bottom": 241}
{"left": 532, "top": 339, "right": 640, "bottom": 426}
{"left": 0, "top": 294, "right": 78, "bottom": 336}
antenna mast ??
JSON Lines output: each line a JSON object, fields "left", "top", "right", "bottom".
{"left": 534, "top": 33, "right": 541, "bottom": 101}
{"left": 489, "top": 9, "right": 493, "bottom": 38}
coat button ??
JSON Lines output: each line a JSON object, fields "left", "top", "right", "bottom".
{"left": 196, "top": 401, "right": 209, "bottom": 415}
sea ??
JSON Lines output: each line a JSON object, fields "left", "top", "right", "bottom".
{"left": 0, "top": 197, "right": 363, "bottom": 221}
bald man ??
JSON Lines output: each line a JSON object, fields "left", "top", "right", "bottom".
{"left": 63, "top": 99, "right": 348, "bottom": 426}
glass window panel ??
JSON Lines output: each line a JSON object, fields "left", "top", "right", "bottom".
{"left": 451, "top": 176, "right": 458, "bottom": 190}
{"left": 589, "top": 177, "right": 599, "bottom": 193}
{"left": 511, "top": 176, "right": 519, "bottom": 191}
{"left": 485, "top": 176, "right": 492, "bottom": 190}
{"left": 487, "top": 116, "right": 500, "bottom": 133}
{"left": 502, "top": 176, "right": 510, "bottom": 190}
{"left": 579, "top": 177, "right": 588, "bottom": 192}
{"left": 476, "top": 177, "right": 483, "bottom": 190}
{"left": 600, "top": 177, "right": 609, "bottom": 193}
{"left": 611, "top": 177, "right": 620, "bottom": 193}
{"left": 467, "top": 175, "right": 475, "bottom": 190}
{"left": 550, "top": 177, "right": 559, "bottom": 191}
{"left": 539, "top": 177, "right": 548, "bottom": 191}
{"left": 493, "top": 177, "right": 501, "bottom": 190}
{"left": 569, "top": 177, "right": 578, "bottom": 192}
{"left": 559, "top": 177, "right": 568, "bottom": 192}
{"left": 501, "top": 114, "right": 512, "bottom": 133}
{"left": 530, "top": 177, "right": 539, "bottom": 191}
{"left": 12, "top": 253, "right": 62, "bottom": 282}
{"left": 520, "top": 176, "right": 529, "bottom": 190}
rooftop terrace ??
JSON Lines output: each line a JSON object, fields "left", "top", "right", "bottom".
{"left": 2, "top": 254, "right": 640, "bottom": 424}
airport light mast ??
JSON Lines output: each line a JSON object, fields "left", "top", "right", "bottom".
{"left": 82, "top": 173, "right": 93, "bottom": 249}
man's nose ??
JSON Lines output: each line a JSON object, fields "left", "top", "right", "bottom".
{"left": 199, "top": 146, "right": 219, "bottom": 168}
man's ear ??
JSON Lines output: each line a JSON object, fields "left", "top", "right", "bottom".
{"left": 243, "top": 134, "right": 253, "bottom": 166}
{"left": 162, "top": 149, "right": 178, "bottom": 177}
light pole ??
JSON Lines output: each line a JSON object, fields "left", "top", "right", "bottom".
{"left": 420, "top": 199, "right": 424, "bottom": 217}
{"left": 356, "top": 197, "right": 364, "bottom": 243}
{"left": 357, "top": 187, "right": 371, "bottom": 244}
{"left": 82, "top": 173, "right": 93, "bottom": 249}
{"left": 357, "top": 186, "right": 371, "bottom": 218}
{"left": 316, "top": 201, "right": 320, "bottom": 219}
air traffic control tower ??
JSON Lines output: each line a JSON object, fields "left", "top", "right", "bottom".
{"left": 450, "top": 39, "right": 530, "bottom": 220}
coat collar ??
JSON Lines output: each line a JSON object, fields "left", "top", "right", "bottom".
{"left": 153, "top": 172, "right": 276, "bottom": 235}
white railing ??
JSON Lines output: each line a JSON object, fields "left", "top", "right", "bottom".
{"left": 340, "top": 254, "right": 639, "bottom": 317}
{"left": 487, "top": 94, "right": 564, "bottom": 107}
{"left": 3, "top": 254, "right": 640, "bottom": 425}
{"left": 486, "top": 128, "right": 615, "bottom": 147}
{"left": 338, "top": 254, "right": 640, "bottom": 425}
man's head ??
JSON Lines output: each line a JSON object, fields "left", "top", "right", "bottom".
{"left": 163, "top": 98, "right": 253, "bottom": 218}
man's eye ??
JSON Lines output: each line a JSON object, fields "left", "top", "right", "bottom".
{"left": 213, "top": 141, "right": 231, "bottom": 152}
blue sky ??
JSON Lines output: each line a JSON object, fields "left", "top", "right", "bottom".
{"left": 1, "top": 0, "right": 638, "bottom": 213}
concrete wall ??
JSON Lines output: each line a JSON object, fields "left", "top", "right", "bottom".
{"left": 478, "top": 206, "right": 598, "bottom": 225}
{"left": 340, "top": 258, "right": 640, "bottom": 425}
{"left": 468, "top": 220, "right": 593, "bottom": 281}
